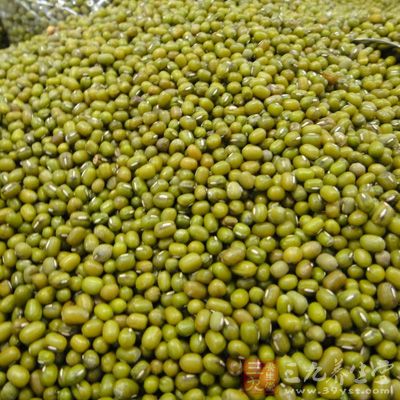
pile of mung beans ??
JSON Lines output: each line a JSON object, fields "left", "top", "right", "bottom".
{"left": 0, "top": 0, "right": 400, "bottom": 399}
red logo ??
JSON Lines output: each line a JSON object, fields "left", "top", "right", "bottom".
{"left": 243, "top": 358, "right": 279, "bottom": 396}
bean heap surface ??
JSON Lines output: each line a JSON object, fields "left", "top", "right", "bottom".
{"left": 0, "top": 0, "right": 400, "bottom": 399}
